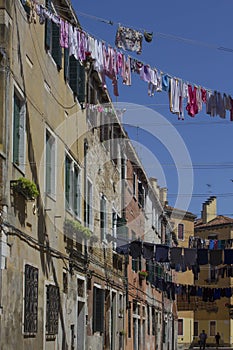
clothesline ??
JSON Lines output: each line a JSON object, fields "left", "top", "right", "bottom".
{"left": 23, "top": 0, "right": 233, "bottom": 122}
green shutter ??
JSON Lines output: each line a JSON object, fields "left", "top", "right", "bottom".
{"left": 65, "top": 157, "right": 71, "bottom": 208}
{"left": 51, "top": 22, "right": 62, "bottom": 70}
{"left": 64, "top": 48, "right": 69, "bottom": 82}
{"left": 77, "top": 62, "right": 86, "bottom": 103}
{"left": 69, "top": 55, "right": 79, "bottom": 96}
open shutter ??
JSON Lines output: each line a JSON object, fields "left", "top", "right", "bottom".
{"left": 77, "top": 62, "right": 86, "bottom": 103}
{"left": 65, "top": 157, "right": 71, "bottom": 208}
{"left": 64, "top": 48, "right": 69, "bottom": 82}
{"left": 45, "top": 0, "right": 52, "bottom": 51}
{"left": 51, "top": 22, "right": 62, "bottom": 70}
{"left": 69, "top": 55, "right": 79, "bottom": 96}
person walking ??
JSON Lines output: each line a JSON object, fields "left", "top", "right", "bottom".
{"left": 215, "top": 332, "right": 220, "bottom": 348}
{"left": 199, "top": 330, "right": 207, "bottom": 350}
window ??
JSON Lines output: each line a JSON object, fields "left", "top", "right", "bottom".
{"left": 210, "top": 321, "right": 216, "bottom": 336}
{"left": 63, "top": 271, "right": 68, "bottom": 294}
{"left": 194, "top": 321, "right": 198, "bottom": 337}
{"left": 13, "top": 91, "right": 25, "bottom": 170}
{"left": 112, "top": 210, "right": 117, "bottom": 250}
{"left": 138, "top": 181, "right": 145, "bottom": 208}
{"left": 45, "top": 0, "right": 62, "bottom": 70}
{"left": 152, "top": 308, "right": 156, "bottom": 336}
{"left": 24, "top": 264, "right": 38, "bottom": 334}
{"left": 178, "top": 223, "right": 184, "bottom": 240}
{"left": 65, "top": 154, "right": 81, "bottom": 217}
{"left": 64, "top": 49, "right": 86, "bottom": 103}
{"left": 86, "top": 179, "right": 93, "bottom": 229}
{"left": 46, "top": 130, "right": 56, "bottom": 197}
{"left": 178, "top": 319, "right": 183, "bottom": 336}
{"left": 128, "top": 306, "right": 132, "bottom": 338}
{"left": 147, "top": 305, "right": 150, "bottom": 335}
{"left": 46, "top": 285, "right": 59, "bottom": 335}
{"left": 93, "top": 287, "right": 104, "bottom": 333}
{"left": 133, "top": 172, "right": 137, "bottom": 197}
{"left": 100, "top": 195, "right": 107, "bottom": 241}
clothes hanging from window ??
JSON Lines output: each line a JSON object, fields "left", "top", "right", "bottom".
{"left": 115, "top": 26, "right": 143, "bottom": 54}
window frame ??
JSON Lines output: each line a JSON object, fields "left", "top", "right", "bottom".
{"left": 12, "top": 88, "right": 26, "bottom": 172}
{"left": 45, "top": 128, "right": 56, "bottom": 199}
{"left": 178, "top": 318, "right": 184, "bottom": 336}
{"left": 100, "top": 194, "right": 108, "bottom": 242}
{"left": 178, "top": 223, "right": 184, "bottom": 240}
{"left": 65, "top": 153, "right": 81, "bottom": 219}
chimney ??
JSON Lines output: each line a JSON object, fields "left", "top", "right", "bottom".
{"left": 159, "top": 187, "right": 167, "bottom": 206}
{"left": 201, "top": 196, "right": 217, "bottom": 224}
{"left": 150, "top": 177, "right": 160, "bottom": 197}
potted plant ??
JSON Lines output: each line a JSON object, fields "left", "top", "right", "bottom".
{"left": 138, "top": 270, "right": 148, "bottom": 279}
{"left": 11, "top": 177, "right": 39, "bottom": 200}
{"left": 119, "top": 330, "right": 126, "bottom": 336}
{"left": 64, "top": 219, "right": 92, "bottom": 240}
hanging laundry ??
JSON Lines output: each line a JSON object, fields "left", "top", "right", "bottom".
{"left": 197, "top": 248, "right": 208, "bottom": 265}
{"left": 142, "top": 242, "right": 154, "bottom": 260}
{"left": 130, "top": 240, "right": 142, "bottom": 259}
{"left": 60, "top": 19, "right": 69, "bottom": 49}
{"left": 155, "top": 244, "right": 169, "bottom": 262}
{"left": 224, "top": 249, "right": 233, "bottom": 264}
{"left": 186, "top": 85, "right": 199, "bottom": 117}
{"left": 115, "top": 26, "right": 143, "bottom": 54}
{"left": 183, "top": 248, "right": 197, "bottom": 267}
{"left": 209, "top": 249, "right": 222, "bottom": 266}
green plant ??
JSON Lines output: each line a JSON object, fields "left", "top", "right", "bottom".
{"left": 12, "top": 177, "right": 39, "bottom": 200}
{"left": 138, "top": 270, "right": 148, "bottom": 277}
{"left": 119, "top": 330, "right": 126, "bottom": 336}
{"left": 64, "top": 219, "right": 92, "bottom": 239}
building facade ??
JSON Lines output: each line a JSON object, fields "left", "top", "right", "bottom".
{"left": 0, "top": 1, "right": 178, "bottom": 349}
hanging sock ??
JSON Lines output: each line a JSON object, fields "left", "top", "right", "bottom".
{"left": 144, "top": 31, "right": 153, "bottom": 43}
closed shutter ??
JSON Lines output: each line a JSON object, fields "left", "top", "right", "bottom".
{"left": 93, "top": 287, "right": 104, "bottom": 333}
{"left": 51, "top": 22, "right": 62, "bottom": 70}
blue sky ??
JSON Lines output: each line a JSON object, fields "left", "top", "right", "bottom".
{"left": 73, "top": 0, "right": 233, "bottom": 218}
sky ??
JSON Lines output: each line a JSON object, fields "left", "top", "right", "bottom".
{"left": 72, "top": 0, "right": 233, "bottom": 218}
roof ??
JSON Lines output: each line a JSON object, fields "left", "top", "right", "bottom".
{"left": 165, "top": 205, "right": 197, "bottom": 220}
{"left": 195, "top": 215, "right": 233, "bottom": 229}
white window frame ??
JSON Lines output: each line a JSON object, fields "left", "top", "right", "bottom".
{"left": 65, "top": 152, "right": 81, "bottom": 219}
{"left": 100, "top": 194, "right": 108, "bottom": 242}
{"left": 86, "top": 178, "right": 93, "bottom": 230}
{"left": 45, "top": 128, "right": 56, "bottom": 199}
{"left": 12, "top": 86, "right": 26, "bottom": 173}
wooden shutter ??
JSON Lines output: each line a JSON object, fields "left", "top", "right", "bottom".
{"left": 51, "top": 22, "right": 62, "bottom": 70}
{"left": 69, "top": 55, "right": 79, "bottom": 96}
{"left": 65, "top": 156, "right": 71, "bottom": 208}
{"left": 77, "top": 62, "right": 86, "bottom": 103}
{"left": 64, "top": 48, "right": 69, "bottom": 82}
{"left": 93, "top": 287, "right": 104, "bottom": 333}
{"left": 24, "top": 264, "right": 38, "bottom": 333}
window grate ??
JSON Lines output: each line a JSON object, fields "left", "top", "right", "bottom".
{"left": 24, "top": 264, "right": 38, "bottom": 334}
